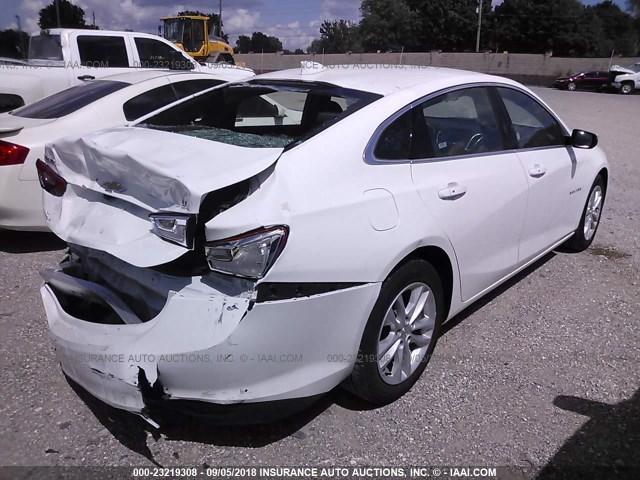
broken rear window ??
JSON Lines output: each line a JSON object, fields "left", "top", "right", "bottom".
{"left": 140, "top": 81, "right": 382, "bottom": 149}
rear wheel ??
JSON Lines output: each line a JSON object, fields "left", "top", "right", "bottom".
{"left": 563, "top": 175, "right": 606, "bottom": 252}
{"left": 343, "top": 259, "right": 444, "bottom": 405}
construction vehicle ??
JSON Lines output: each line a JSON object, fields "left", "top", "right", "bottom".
{"left": 161, "top": 15, "right": 236, "bottom": 64}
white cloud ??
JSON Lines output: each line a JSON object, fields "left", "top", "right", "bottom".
{"left": 224, "top": 8, "right": 260, "bottom": 35}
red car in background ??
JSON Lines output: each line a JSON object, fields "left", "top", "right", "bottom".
{"left": 554, "top": 71, "right": 609, "bottom": 91}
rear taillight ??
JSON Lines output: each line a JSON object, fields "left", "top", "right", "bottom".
{"left": 36, "top": 159, "right": 67, "bottom": 197}
{"left": 0, "top": 140, "right": 29, "bottom": 166}
{"left": 205, "top": 226, "right": 289, "bottom": 279}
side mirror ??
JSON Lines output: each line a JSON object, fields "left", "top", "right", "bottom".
{"left": 168, "top": 50, "right": 195, "bottom": 71}
{"left": 569, "top": 129, "right": 598, "bottom": 149}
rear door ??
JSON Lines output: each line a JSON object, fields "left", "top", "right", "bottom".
{"left": 69, "top": 33, "right": 133, "bottom": 85}
{"left": 133, "top": 37, "right": 194, "bottom": 71}
{"left": 493, "top": 87, "right": 580, "bottom": 264}
{"left": 407, "top": 86, "right": 529, "bottom": 301}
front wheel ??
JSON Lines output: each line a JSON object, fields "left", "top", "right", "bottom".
{"left": 567, "top": 82, "right": 577, "bottom": 91}
{"left": 563, "top": 175, "right": 606, "bottom": 252}
{"left": 342, "top": 259, "right": 444, "bottom": 406}
{"left": 620, "top": 82, "right": 634, "bottom": 95}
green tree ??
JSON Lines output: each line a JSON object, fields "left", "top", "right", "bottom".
{"left": 359, "top": 0, "right": 417, "bottom": 52}
{"left": 178, "top": 10, "right": 228, "bottom": 42}
{"left": 405, "top": 0, "right": 491, "bottom": 51}
{"left": 590, "top": 1, "right": 638, "bottom": 56}
{"left": 307, "top": 38, "right": 323, "bottom": 54}
{"left": 0, "top": 29, "right": 29, "bottom": 59}
{"left": 238, "top": 32, "right": 283, "bottom": 53}
{"left": 317, "top": 19, "right": 362, "bottom": 53}
{"left": 491, "top": 0, "right": 601, "bottom": 56}
{"left": 236, "top": 35, "right": 252, "bottom": 53}
{"left": 38, "top": 0, "right": 87, "bottom": 29}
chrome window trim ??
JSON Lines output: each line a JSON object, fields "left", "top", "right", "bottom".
{"left": 364, "top": 82, "right": 569, "bottom": 166}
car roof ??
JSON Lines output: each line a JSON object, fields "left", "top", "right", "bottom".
{"left": 253, "top": 64, "right": 510, "bottom": 96}
{"left": 98, "top": 70, "right": 205, "bottom": 85}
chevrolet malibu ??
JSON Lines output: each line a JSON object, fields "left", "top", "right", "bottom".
{"left": 39, "top": 64, "right": 608, "bottom": 424}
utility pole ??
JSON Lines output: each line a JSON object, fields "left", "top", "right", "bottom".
{"left": 219, "top": 0, "right": 223, "bottom": 37}
{"left": 55, "top": 0, "right": 61, "bottom": 28}
{"left": 476, "top": 0, "right": 483, "bottom": 53}
{"left": 16, "top": 15, "right": 27, "bottom": 59}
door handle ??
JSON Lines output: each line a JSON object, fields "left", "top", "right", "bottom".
{"left": 77, "top": 75, "right": 95, "bottom": 81}
{"left": 529, "top": 164, "right": 547, "bottom": 178}
{"left": 438, "top": 182, "right": 467, "bottom": 200}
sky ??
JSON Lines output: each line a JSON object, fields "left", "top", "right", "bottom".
{"left": 0, "top": 0, "right": 631, "bottom": 51}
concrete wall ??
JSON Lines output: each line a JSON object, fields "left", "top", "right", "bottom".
{"left": 236, "top": 52, "right": 640, "bottom": 85}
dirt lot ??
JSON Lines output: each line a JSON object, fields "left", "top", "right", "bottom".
{"left": 0, "top": 87, "right": 638, "bottom": 476}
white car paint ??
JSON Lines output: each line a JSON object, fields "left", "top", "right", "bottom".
{"left": 0, "top": 68, "right": 254, "bottom": 231}
{"left": 39, "top": 65, "right": 609, "bottom": 422}
{"left": 0, "top": 28, "right": 254, "bottom": 111}
{"left": 609, "top": 63, "right": 640, "bottom": 93}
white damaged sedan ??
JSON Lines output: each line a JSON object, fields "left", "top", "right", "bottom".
{"left": 39, "top": 64, "right": 609, "bottom": 423}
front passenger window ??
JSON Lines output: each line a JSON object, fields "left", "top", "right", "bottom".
{"left": 497, "top": 87, "right": 565, "bottom": 149}
{"left": 414, "top": 87, "right": 504, "bottom": 158}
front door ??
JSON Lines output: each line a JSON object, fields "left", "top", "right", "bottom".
{"left": 493, "top": 87, "right": 581, "bottom": 263}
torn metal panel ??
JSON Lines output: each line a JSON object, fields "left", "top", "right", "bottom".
{"left": 41, "top": 253, "right": 380, "bottom": 413}
{"left": 47, "top": 127, "right": 283, "bottom": 213}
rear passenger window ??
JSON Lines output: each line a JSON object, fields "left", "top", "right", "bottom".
{"left": 77, "top": 36, "right": 129, "bottom": 68}
{"left": 374, "top": 110, "right": 412, "bottom": 160}
{"left": 414, "top": 87, "right": 504, "bottom": 158}
{"left": 123, "top": 85, "right": 178, "bottom": 121}
{"left": 135, "top": 38, "right": 177, "bottom": 68}
{"left": 497, "top": 88, "right": 565, "bottom": 149}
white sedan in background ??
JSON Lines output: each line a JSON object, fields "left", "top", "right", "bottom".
{"left": 39, "top": 65, "right": 608, "bottom": 424}
{"left": 0, "top": 69, "right": 253, "bottom": 231}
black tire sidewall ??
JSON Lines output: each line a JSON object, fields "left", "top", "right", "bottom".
{"left": 352, "top": 259, "right": 445, "bottom": 405}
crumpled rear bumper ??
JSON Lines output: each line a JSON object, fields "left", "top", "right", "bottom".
{"left": 41, "top": 264, "right": 380, "bottom": 420}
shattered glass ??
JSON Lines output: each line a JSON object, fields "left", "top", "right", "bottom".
{"left": 143, "top": 125, "right": 292, "bottom": 149}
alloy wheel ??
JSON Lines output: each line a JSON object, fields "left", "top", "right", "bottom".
{"left": 377, "top": 282, "right": 437, "bottom": 385}
{"left": 584, "top": 185, "right": 603, "bottom": 241}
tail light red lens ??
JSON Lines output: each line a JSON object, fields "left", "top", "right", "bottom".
{"left": 36, "top": 159, "right": 67, "bottom": 197}
{"left": 0, "top": 140, "right": 30, "bottom": 166}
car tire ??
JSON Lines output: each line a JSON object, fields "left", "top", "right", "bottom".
{"left": 563, "top": 175, "right": 606, "bottom": 252}
{"left": 342, "top": 259, "right": 444, "bottom": 406}
{"left": 620, "top": 82, "right": 634, "bottom": 95}
{"left": 567, "top": 82, "right": 577, "bottom": 91}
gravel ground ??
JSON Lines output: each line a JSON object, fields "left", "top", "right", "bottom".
{"left": 0, "top": 88, "right": 638, "bottom": 477}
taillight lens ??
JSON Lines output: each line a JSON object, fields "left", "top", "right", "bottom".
{"left": 205, "top": 226, "right": 289, "bottom": 279}
{"left": 0, "top": 140, "right": 29, "bottom": 166}
{"left": 36, "top": 159, "right": 67, "bottom": 197}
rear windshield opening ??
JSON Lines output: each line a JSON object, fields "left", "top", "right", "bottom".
{"left": 28, "top": 34, "right": 63, "bottom": 61}
{"left": 141, "top": 81, "right": 382, "bottom": 149}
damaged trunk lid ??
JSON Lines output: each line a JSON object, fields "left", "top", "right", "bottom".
{"left": 45, "top": 126, "right": 283, "bottom": 267}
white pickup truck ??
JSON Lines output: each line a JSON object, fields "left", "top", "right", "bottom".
{"left": 0, "top": 28, "right": 253, "bottom": 112}
{"left": 608, "top": 63, "right": 640, "bottom": 95}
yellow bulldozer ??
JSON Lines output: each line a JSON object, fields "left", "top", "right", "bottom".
{"left": 161, "top": 15, "right": 237, "bottom": 65}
